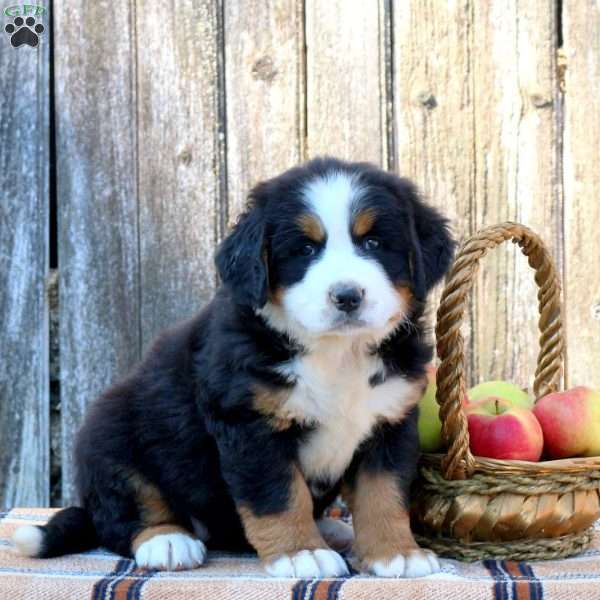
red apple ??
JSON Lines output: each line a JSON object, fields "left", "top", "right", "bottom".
{"left": 466, "top": 397, "right": 544, "bottom": 461}
{"left": 533, "top": 386, "right": 600, "bottom": 459}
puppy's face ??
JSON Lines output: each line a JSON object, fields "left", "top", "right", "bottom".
{"left": 216, "top": 158, "right": 454, "bottom": 342}
{"left": 268, "top": 173, "right": 412, "bottom": 336}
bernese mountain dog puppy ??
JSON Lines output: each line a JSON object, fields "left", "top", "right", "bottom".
{"left": 14, "top": 157, "right": 454, "bottom": 578}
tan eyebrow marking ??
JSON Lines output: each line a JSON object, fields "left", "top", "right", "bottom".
{"left": 352, "top": 208, "right": 377, "bottom": 237}
{"left": 296, "top": 212, "right": 326, "bottom": 243}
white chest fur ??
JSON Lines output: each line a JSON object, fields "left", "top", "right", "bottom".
{"left": 277, "top": 337, "right": 421, "bottom": 484}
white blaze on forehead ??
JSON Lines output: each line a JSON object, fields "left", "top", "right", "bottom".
{"left": 303, "top": 171, "right": 363, "bottom": 246}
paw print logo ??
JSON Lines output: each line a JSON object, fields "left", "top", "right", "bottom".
{"left": 4, "top": 16, "right": 44, "bottom": 48}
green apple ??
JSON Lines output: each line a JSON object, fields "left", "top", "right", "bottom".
{"left": 468, "top": 380, "right": 533, "bottom": 409}
{"left": 418, "top": 366, "right": 443, "bottom": 452}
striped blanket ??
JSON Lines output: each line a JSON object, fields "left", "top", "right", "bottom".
{"left": 1, "top": 509, "right": 600, "bottom": 599}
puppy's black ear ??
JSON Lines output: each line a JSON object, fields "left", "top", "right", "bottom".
{"left": 215, "top": 206, "right": 268, "bottom": 308}
{"left": 408, "top": 196, "right": 455, "bottom": 299}
{"left": 384, "top": 175, "right": 455, "bottom": 300}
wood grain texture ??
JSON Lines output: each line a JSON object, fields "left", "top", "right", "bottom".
{"left": 394, "top": 1, "right": 561, "bottom": 389}
{"left": 469, "top": 1, "right": 561, "bottom": 393}
{"left": 55, "top": 0, "right": 140, "bottom": 504}
{"left": 224, "top": 0, "right": 304, "bottom": 222}
{"left": 392, "top": 0, "right": 475, "bottom": 374}
{"left": 136, "top": 0, "right": 222, "bottom": 347}
{"left": 0, "top": 19, "right": 50, "bottom": 506}
{"left": 305, "top": 0, "right": 387, "bottom": 164}
{"left": 562, "top": 1, "right": 600, "bottom": 388}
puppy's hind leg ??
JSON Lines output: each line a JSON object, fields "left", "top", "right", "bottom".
{"left": 128, "top": 472, "right": 206, "bottom": 571}
{"left": 82, "top": 467, "right": 206, "bottom": 571}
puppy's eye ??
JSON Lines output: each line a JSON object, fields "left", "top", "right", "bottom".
{"left": 299, "top": 243, "right": 316, "bottom": 257}
{"left": 362, "top": 237, "right": 380, "bottom": 251}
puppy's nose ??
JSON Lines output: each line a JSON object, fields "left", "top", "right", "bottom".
{"left": 328, "top": 284, "right": 365, "bottom": 313}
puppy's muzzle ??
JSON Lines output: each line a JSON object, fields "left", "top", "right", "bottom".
{"left": 328, "top": 283, "right": 365, "bottom": 314}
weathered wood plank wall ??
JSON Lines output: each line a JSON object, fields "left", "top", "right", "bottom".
{"left": 0, "top": 8, "right": 50, "bottom": 506}
{"left": 55, "top": 0, "right": 141, "bottom": 504}
{"left": 392, "top": 0, "right": 476, "bottom": 363}
{"left": 305, "top": 0, "right": 387, "bottom": 164}
{"left": 1, "top": 0, "right": 599, "bottom": 506}
{"left": 562, "top": 1, "right": 600, "bottom": 388}
{"left": 137, "top": 0, "right": 223, "bottom": 348}
{"left": 225, "top": 0, "right": 304, "bottom": 222}
{"left": 468, "top": 1, "right": 562, "bottom": 394}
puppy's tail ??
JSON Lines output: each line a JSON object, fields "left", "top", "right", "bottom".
{"left": 13, "top": 506, "right": 98, "bottom": 558}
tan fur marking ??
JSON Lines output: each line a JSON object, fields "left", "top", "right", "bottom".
{"left": 395, "top": 284, "right": 413, "bottom": 305}
{"left": 129, "top": 473, "right": 175, "bottom": 527}
{"left": 269, "top": 286, "right": 285, "bottom": 306}
{"left": 297, "top": 213, "right": 325, "bottom": 243}
{"left": 237, "top": 467, "right": 327, "bottom": 561}
{"left": 345, "top": 471, "right": 419, "bottom": 565}
{"left": 352, "top": 208, "right": 377, "bottom": 237}
{"left": 131, "top": 524, "right": 190, "bottom": 554}
{"left": 253, "top": 385, "right": 303, "bottom": 431}
{"left": 384, "top": 283, "right": 414, "bottom": 329}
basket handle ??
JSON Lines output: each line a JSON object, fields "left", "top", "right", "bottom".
{"left": 435, "top": 222, "right": 564, "bottom": 480}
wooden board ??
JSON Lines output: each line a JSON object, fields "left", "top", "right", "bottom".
{"left": 224, "top": 0, "right": 304, "bottom": 222}
{"left": 136, "top": 0, "right": 222, "bottom": 347}
{"left": 392, "top": 0, "right": 476, "bottom": 373}
{"left": 0, "top": 15, "right": 50, "bottom": 506}
{"left": 562, "top": 1, "right": 600, "bottom": 388}
{"left": 394, "top": 1, "right": 561, "bottom": 390}
{"left": 55, "top": 0, "right": 140, "bottom": 504}
{"left": 468, "top": 1, "right": 561, "bottom": 393}
{"left": 305, "top": 0, "right": 387, "bottom": 165}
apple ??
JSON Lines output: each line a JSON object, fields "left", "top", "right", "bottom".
{"left": 466, "top": 397, "right": 544, "bottom": 461}
{"left": 418, "top": 366, "right": 469, "bottom": 452}
{"left": 468, "top": 380, "right": 533, "bottom": 409}
{"left": 418, "top": 366, "right": 443, "bottom": 452}
{"left": 533, "top": 386, "right": 600, "bottom": 459}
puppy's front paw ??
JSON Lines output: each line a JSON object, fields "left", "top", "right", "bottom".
{"left": 367, "top": 549, "right": 440, "bottom": 578}
{"left": 135, "top": 533, "right": 206, "bottom": 571}
{"left": 265, "top": 548, "right": 349, "bottom": 578}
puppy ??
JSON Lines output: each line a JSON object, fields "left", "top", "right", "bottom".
{"left": 14, "top": 157, "right": 454, "bottom": 578}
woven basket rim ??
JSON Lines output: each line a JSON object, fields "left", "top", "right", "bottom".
{"left": 421, "top": 452, "right": 600, "bottom": 475}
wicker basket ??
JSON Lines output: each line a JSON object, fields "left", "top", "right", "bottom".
{"left": 412, "top": 222, "right": 600, "bottom": 561}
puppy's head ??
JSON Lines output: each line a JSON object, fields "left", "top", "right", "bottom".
{"left": 216, "top": 158, "right": 454, "bottom": 340}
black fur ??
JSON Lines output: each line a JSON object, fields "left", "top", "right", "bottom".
{"left": 35, "top": 507, "right": 98, "bottom": 558}
{"left": 35, "top": 158, "right": 454, "bottom": 560}
{"left": 215, "top": 206, "right": 269, "bottom": 308}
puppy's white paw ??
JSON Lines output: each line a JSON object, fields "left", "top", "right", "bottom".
{"left": 265, "top": 548, "right": 349, "bottom": 578}
{"left": 316, "top": 518, "right": 354, "bottom": 553}
{"left": 369, "top": 549, "right": 440, "bottom": 578}
{"left": 135, "top": 533, "right": 206, "bottom": 571}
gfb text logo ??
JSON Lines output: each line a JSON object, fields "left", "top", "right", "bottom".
{"left": 4, "top": 4, "right": 46, "bottom": 47}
